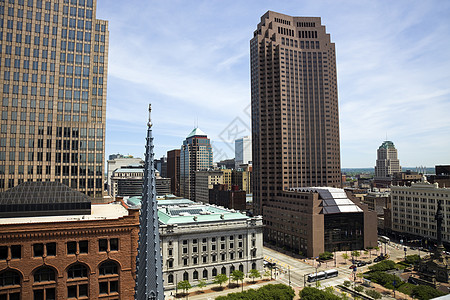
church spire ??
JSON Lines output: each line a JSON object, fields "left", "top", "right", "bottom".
{"left": 135, "top": 104, "right": 164, "bottom": 299}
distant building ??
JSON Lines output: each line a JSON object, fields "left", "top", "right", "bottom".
{"left": 209, "top": 184, "right": 247, "bottom": 211}
{"left": 427, "top": 165, "right": 450, "bottom": 188}
{"left": 235, "top": 136, "right": 252, "bottom": 167}
{"left": 195, "top": 170, "right": 223, "bottom": 203}
{"left": 217, "top": 159, "right": 235, "bottom": 170}
{"left": 110, "top": 165, "right": 170, "bottom": 198}
{"left": 180, "top": 128, "right": 213, "bottom": 200}
{"left": 167, "top": 149, "right": 181, "bottom": 196}
{"left": 0, "top": 182, "right": 139, "bottom": 300}
{"left": 107, "top": 155, "right": 143, "bottom": 196}
{"left": 374, "top": 141, "right": 401, "bottom": 187}
{"left": 221, "top": 169, "right": 233, "bottom": 190}
{"left": 363, "top": 191, "right": 391, "bottom": 234}
{"left": 154, "top": 156, "right": 167, "bottom": 178}
{"left": 392, "top": 170, "right": 422, "bottom": 186}
{"left": 233, "top": 165, "right": 252, "bottom": 194}
{"left": 391, "top": 178, "right": 450, "bottom": 244}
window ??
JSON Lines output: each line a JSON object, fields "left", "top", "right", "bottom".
{"left": 34, "top": 267, "right": 56, "bottom": 283}
{"left": 0, "top": 245, "right": 21, "bottom": 260}
{"left": 67, "top": 264, "right": 88, "bottom": 279}
{"left": 67, "top": 241, "right": 88, "bottom": 255}
{"left": 33, "top": 243, "right": 55, "bottom": 257}
{"left": 0, "top": 270, "right": 21, "bottom": 300}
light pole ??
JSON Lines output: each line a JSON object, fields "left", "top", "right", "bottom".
{"left": 288, "top": 265, "right": 291, "bottom": 287}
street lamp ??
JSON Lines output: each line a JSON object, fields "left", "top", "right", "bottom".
{"left": 288, "top": 265, "right": 291, "bottom": 287}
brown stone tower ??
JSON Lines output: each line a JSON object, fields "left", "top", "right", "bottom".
{"left": 251, "top": 11, "right": 341, "bottom": 217}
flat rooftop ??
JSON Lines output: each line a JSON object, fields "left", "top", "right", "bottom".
{"left": 0, "top": 202, "right": 129, "bottom": 225}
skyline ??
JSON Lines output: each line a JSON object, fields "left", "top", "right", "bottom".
{"left": 98, "top": 0, "right": 450, "bottom": 168}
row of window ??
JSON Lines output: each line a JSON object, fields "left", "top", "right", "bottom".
{"left": 0, "top": 125, "right": 103, "bottom": 139}
{"left": 0, "top": 260, "right": 118, "bottom": 299}
{"left": 0, "top": 239, "right": 118, "bottom": 260}
{"left": 0, "top": 178, "right": 103, "bottom": 191}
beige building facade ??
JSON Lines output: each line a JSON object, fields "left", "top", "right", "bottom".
{"left": 391, "top": 179, "right": 450, "bottom": 243}
{"left": 195, "top": 170, "right": 223, "bottom": 203}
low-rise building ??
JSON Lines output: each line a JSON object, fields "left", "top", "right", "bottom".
{"left": 0, "top": 182, "right": 139, "bottom": 300}
{"left": 391, "top": 178, "right": 450, "bottom": 244}
{"left": 195, "top": 170, "right": 223, "bottom": 203}
{"left": 127, "top": 197, "right": 264, "bottom": 291}
{"left": 106, "top": 154, "right": 143, "bottom": 196}
{"left": 209, "top": 184, "right": 247, "bottom": 211}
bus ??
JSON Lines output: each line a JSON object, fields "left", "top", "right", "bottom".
{"left": 379, "top": 236, "right": 390, "bottom": 244}
{"left": 307, "top": 269, "right": 338, "bottom": 282}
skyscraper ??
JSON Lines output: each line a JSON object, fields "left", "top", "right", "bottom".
{"left": 180, "top": 128, "right": 213, "bottom": 200}
{"left": 374, "top": 140, "right": 401, "bottom": 187}
{"left": 0, "top": 0, "right": 108, "bottom": 201}
{"left": 251, "top": 11, "right": 345, "bottom": 253}
{"left": 235, "top": 135, "right": 252, "bottom": 167}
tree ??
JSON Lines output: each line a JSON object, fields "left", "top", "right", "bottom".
{"left": 368, "top": 260, "right": 396, "bottom": 272}
{"left": 342, "top": 253, "right": 349, "bottom": 264}
{"left": 300, "top": 287, "right": 341, "bottom": 300}
{"left": 231, "top": 270, "right": 244, "bottom": 288}
{"left": 263, "top": 269, "right": 271, "bottom": 280}
{"left": 249, "top": 269, "right": 261, "bottom": 283}
{"left": 351, "top": 250, "right": 361, "bottom": 262}
{"left": 405, "top": 254, "right": 420, "bottom": 265}
{"left": 354, "top": 285, "right": 364, "bottom": 292}
{"left": 365, "top": 289, "right": 382, "bottom": 299}
{"left": 374, "top": 246, "right": 380, "bottom": 255}
{"left": 411, "top": 285, "right": 446, "bottom": 300}
{"left": 356, "top": 272, "right": 364, "bottom": 283}
{"left": 364, "top": 250, "right": 369, "bottom": 258}
{"left": 216, "top": 284, "right": 294, "bottom": 300}
{"left": 197, "top": 279, "right": 207, "bottom": 292}
{"left": 213, "top": 273, "right": 228, "bottom": 289}
{"left": 319, "top": 251, "right": 334, "bottom": 260}
{"left": 177, "top": 280, "right": 191, "bottom": 295}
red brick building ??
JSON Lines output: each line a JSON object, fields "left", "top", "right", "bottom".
{"left": 0, "top": 182, "right": 139, "bottom": 300}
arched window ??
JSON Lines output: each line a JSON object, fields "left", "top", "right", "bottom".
{"left": 252, "top": 263, "right": 256, "bottom": 270}
{"left": 202, "top": 269, "right": 208, "bottom": 279}
{"left": 66, "top": 264, "right": 89, "bottom": 299}
{"left": 183, "top": 272, "right": 189, "bottom": 281}
{"left": 98, "top": 261, "right": 119, "bottom": 296}
{"left": 229, "top": 265, "right": 235, "bottom": 273}
{"left": 221, "top": 267, "right": 226, "bottom": 275}
{"left": 33, "top": 267, "right": 57, "bottom": 300}
{"left": 34, "top": 267, "right": 56, "bottom": 282}
{"left": 67, "top": 264, "right": 88, "bottom": 279}
{"left": 0, "top": 269, "right": 21, "bottom": 300}
{"left": 239, "top": 264, "right": 244, "bottom": 272}
{"left": 193, "top": 270, "right": 198, "bottom": 280}
{"left": 168, "top": 274, "right": 174, "bottom": 284}
{"left": 212, "top": 268, "right": 217, "bottom": 277}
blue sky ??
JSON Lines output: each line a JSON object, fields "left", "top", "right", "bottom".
{"left": 97, "top": 0, "right": 450, "bottom": 168}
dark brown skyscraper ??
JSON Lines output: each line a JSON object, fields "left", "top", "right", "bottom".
{"left": 251, "top": 11, "right": 343, "bottom": 253}
{"left": 0, "top": 0, "right": 108, "bottom": 200}
{"left": 167, "top": 149, "right": 180, "bottom": 196}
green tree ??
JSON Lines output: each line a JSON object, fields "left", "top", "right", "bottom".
{"left": 343, "top": 280, "right": 351, "bottom": 287}
{"left": 342, "top": 253, "right": 349, "bottom": 264}
{"left": 354, "top": 285, "right": 364, "bottom": 292}
{"left": 319, "top": 251, "right": 334, "bottom": 260}
{"left": 299, "top": 287, "right": 341, "bottom": 300}
{"left": 197, "top": 279, "right": 207, "bottom": 292}
{"left": 368, "top": 260, "right": 396, "bottom": 272}
{"left": 177, "top": 280, "right": 191, "bottom": 295}
{"left": 374, "top": 246, "right": 380, "bottom": 255}
{"left": 213, "top": 273, "right": 228, "bottom": 288}
{"left": 216, "top": 284, "right": 294, "bottom": 300}
{"left": 351, "top": 250, "right": 361, "bottom": 261}
{"left": 231, "top": 270, "right": 244, "bottom": 287}
{"left": 365, "top": 289, "right": 382, "bottom": 299}
{"left": 411, "top": 285, "right": 446, "bottom": 300}
{"left": 263, "top": 269, "right": 271, "bottom": 279}
{"left": 249, "top": 269, "right": 261, "bottom": 283}
{"left": 405, "top": 254, "right": 420, "bottom": 265}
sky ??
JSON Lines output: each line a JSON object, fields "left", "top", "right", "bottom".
{"left": 97, "top": 0, "right": 450, "bottom": 168}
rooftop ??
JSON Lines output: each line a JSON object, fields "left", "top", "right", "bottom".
{"left": 291, "top": 187, "right": 363, "bottom": 214}
{"left": 186, "top": 127, "right": 207, "bottom": 139}
{"left": 126, "top": 196, "right": 249, "bottom": 225}
{"left": 379, "top": 140, "right": 396, "bottom": 150}
{"left": 0, "top": 202, "right": 129, "bottom": 225}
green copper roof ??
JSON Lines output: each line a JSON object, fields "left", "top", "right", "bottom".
{"left": 379, "top": 141, "right": 396, "bottom": 150}
{"left": 186, "top": 127, "right": 207, "bottom": 138}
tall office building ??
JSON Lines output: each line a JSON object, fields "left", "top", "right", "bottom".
{"left": 180, "top": 128, "right": 213, "bottom": 200}
{"left": 0, "top": 0, "right": 108, "bottom": 200}
{"left": 251, "top": 12, "right": 349, "bottom": 254}
{"left": 374, "top": 140, "right": 401, "bottom": 187}
{"left": 235, "top": 136, "right": 252, "bottom": 167}
{"left": 251, "top": 11, "right": 341, "bottom": 215}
